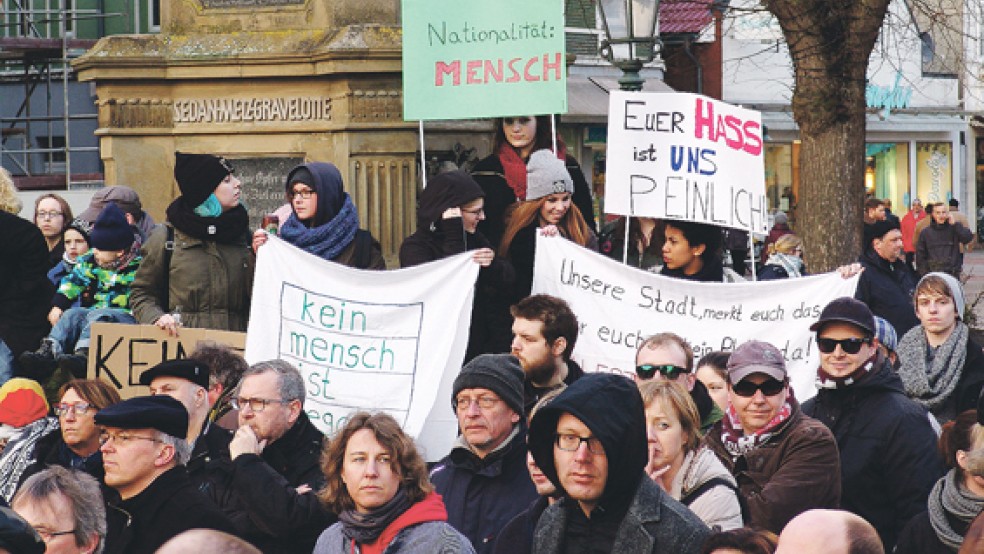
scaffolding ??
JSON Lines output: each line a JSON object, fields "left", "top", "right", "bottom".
{"left": 0, "top": 0, "right": 109, "bottom": 189}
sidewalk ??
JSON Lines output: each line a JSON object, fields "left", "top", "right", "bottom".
{"left": 963, "top": 250, "right": 984, "bottom": 327}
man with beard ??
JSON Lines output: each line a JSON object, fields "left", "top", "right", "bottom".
{"left": 510, "top": 295, "right": 584, "bottom": 414}
{"left": 635, "top": 333, "right": 723, "bottom": 432}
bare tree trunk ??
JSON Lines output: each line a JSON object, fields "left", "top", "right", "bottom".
{"left": 763, "top": 0, "right": 892, "bottom": 271}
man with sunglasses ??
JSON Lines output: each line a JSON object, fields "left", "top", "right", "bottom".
{"left": 706, "top": 340, "right": 841, "bottom": 534}
{"left": 635, "top": 333, "right": 723, "bottom": 432}
{"left": 96, "top": 395, "right": 234, "bottom": 554}
{"left": 217, "top": 359, "right": 331, "bottom": 554}
{"left": 528, "top": 373, "right": 710, "bottom": 553}
{"left": 802, "top": 297, "right": 943, "bottom": 551}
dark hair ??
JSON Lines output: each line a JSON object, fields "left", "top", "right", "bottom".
{"left": 189, "top": 341, "right": 248, "bottom": 393}
{"left": 701, "top": 527, "right": 778, "bottom": 554}
{"left": 940, "top": 409, "right": 984, "bottom": 477}
{"left": 864, "top": 197, "right": 885, "bottom": 211}
{"left": 510, "top": 294, "right": 579, "bottom": 361}
{"left": 950, "top": 198, "right": 959, "bottom": 208}
{"left": 697, "top": 351, "right": 730, "bottom": 381}
{"left": 319, "top": 412, "right": 432, "bottom": 513}
{"left": 637, "top": 332, "right": 694, "bottom": 372}
{"left": 846, "top": 516, "right": 885, "bottom": 554}
{"left": 663, "top": 220, "right": 722, "bottom": 264}
{"left": 492, "top": 115, "right": 558, "bottom": 156}
{"left": 58, "top": 379, "right": 122, "bottom": 411}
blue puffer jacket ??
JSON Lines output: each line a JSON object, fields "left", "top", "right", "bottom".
{"left": 429, "top": 426, "right": 538, "bottom": 554}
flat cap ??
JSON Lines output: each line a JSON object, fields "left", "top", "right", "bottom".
{"left": 94, "top": 395, "right": 189, "bottom": 439}
{"left": 139, "top": 358, "right": 210, "bottom": 389}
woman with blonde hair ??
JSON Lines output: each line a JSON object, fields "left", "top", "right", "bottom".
{"left": 315, "top": 412, "right": 474, "bottom": 553}
{"left": 757, "top": 233, "right": 806, "bottom": 280}
{"left": 639, "top": 379, "right": 743, "bottom": 530}
{"left": 0, "top": 168, "right": 23, "bottom": 215}
{"left": 499, "top": 149, "right": 597, "bottom": 300}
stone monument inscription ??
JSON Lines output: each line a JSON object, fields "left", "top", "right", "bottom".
{"left": 232, "top": 157, "right": 304, "bottom": 230}
{"left": 200, "top": 0, "right": 304, "bottom": 8}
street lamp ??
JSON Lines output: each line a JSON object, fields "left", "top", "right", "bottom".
{"left": 596, "top": 0, "right": 662, "bottom": 91}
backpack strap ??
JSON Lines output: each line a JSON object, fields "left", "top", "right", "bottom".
{"left": 680, "top": 476, "right": 748, "bottom": 524}
{"left": 162, "top": 224, "right": 175, "bottom": 312}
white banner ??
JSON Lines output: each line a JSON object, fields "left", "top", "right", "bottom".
{"left": 245, "top": 236, "right": 479, "bottom": 460}
{"left": 532, "top": 235, "right": 860, "bottom": 401}
{"left": 605, "top": 91, "right": 768, "bottom": 234}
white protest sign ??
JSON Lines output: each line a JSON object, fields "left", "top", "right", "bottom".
{"left": 245, "top": 236, "right": 479, "bottom": 460}
{"left": 605, "top": 91, "right": 769, "bottom": 234}
{"left": 532, "top": 235, "right": 860, "bottom": 401}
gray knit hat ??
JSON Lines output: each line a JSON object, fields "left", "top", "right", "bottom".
{"left": 525, "top": 149, "right": 573, "bottom": 201}
{"left": 452, "top": 354, "right": 525, "bottom": 416}
{"left": 917, "top": 272, "right": 965, "bottom": 318}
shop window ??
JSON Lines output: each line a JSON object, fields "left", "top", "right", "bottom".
{"left": 916, "top": 142, "right": 952, "bottom": 204}
{"left": 865, "top": 143, "right": 909, "bottom": 211}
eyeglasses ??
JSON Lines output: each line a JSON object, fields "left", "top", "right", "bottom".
{"left": 231, "top": 396, "right": 291, "bottom": 413}
{"left": 53, "top": 402, "right": 91, "bottom": 416}
{"left": 461, "top": 207, "right": 485, "bottom": 216}
{"left": 635, "top": 364, "right": 689, "bottom": 381}
{"left": 37, "top": 211, "right": 64, "bottom": 220}
{"left": 731, "top": 378, "right": 787, "bottom": 398}
{"left": 35, "top": 528, "right": 75, "bottom": 543}
{"left": 99, "top": 431, "right": 162, "bottom": 446}
{"left": 816, "top": 337, "right": 871, "bottom": 354}
{"left": 555, "top": 433, "right": 605, "bottom": 455}
{"left": 287, "top": 188, "right": 316, "bottom": 201}
{"left": 454, "top": 396, "right": 499, "bottom": 411}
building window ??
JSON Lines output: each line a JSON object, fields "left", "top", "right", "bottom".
{"left": 866, "top": 143, "right": 910, "bottom": 210}
{"left": 148, "top": 0, "right": 161, "bottom": 31}
{"left": 36, "top": 136, "right": 66, "bottom": 173}
{"left": 916, "top": 142, "right": 952, "bottom": 204}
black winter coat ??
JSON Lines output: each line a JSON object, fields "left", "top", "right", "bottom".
{"left": 187, "top": 421, "right": 233, "bottom": 501}
{"left": 104, "top": 466, "right": 235, "bottom": 554}
{"left": 217, "top": 412, "right": 333, "bottom": 554}
{"left": 491, "top": 495, "right": 548, "bottom": 554}
{"left": 802, "top": 358, "right": 945, "bottom": 550}
{"left": 917, "top": 220, "right": 974, "bottom": 277}
{"left": 471, "top": 153, "right": 596, "bottom": 250}
{"left": 430, "top": 427, "right": 539, "bottom": 554}
{"left": 0, "top": 212, "right": 52, "bottom": 360}
{"left": 18, "top": 430, "right": 105, "bottom": 491}
{"left": 855, "top": 248, "right": 920, "bottom": 336}
{"left": 896, "top": 510, "right": 959, "bottom": 554}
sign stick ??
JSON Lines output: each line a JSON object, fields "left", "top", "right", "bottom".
{"left": 748, "top": 231, "right": 757, "bottom": 281}
{"left": 551, "top": 114, "right": 558, "bottom": 154}
{"left": 623, "top": 217, "right": 630, "bottom": 265}
{"left": 419, "top": 120, "right": 428, "bottom": 189}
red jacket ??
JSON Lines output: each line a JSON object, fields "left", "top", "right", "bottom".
{"left": 355, "top": 492, "right": 448, "bottom": 554}
{"left": 900, "top": 209, "right": 926, "bottom": 253}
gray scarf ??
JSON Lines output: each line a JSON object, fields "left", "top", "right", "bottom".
{"left": 897, "top": 322, "right": 968, "bottom": 422}
{"left": 929, "top": 469, "right": 984, "bottom": 550}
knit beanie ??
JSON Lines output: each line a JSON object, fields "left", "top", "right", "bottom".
{"left": 174, "top": 152, "right": 234, "bottom": 208}
{"left": 65, "top": 216, "right": 92, "bottom": 243}
{"left": 88, "top": 202, "right": 134, "bottom": 251}
{"left": 525, "top": 149, "right": 573, "bottom": 201}
{"left": 918, "top": 272, "right": 966, "bottom": 318}
{"left": 452, "top": 354, "right": 525, "bottom": 416}
{"left": 0, "top": 378, "right": 49, "bottom": 428}
{"left": 774, "top": 211, "right": 788, "bottom": 225}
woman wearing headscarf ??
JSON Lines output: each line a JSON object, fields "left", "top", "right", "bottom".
{"left": 399, "top": 170, "right": 514, "bottom": 359}
{"left": 131, "top": 152, "right": 254, "bottom": 334}
{"left": 471, "top": 115, "right": 595, "bottom": 249}
{"left": 252, "top": 162, "right": 385, "bottom": 269}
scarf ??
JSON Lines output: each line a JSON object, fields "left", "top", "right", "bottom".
{"left": 339, "top": 487, "right": 412, "bottom": 545}
{"left": 816, "top": 352, "right": 878, "bottom": 389}
{"left": 929, "top": 469, "right": 984, "bottom": 549}
{"left": 661, "top": 255, "right": 725, "bottom": 283}
{"left": 279, "top": 195, "right": 360, "bottom": 261}
{"left": 897, "top": 322, "right": 969, "bottom": 419}
{"left": 496, "top": 143, "right": 567, "bottom": 201}
{"left": 720, "top": 397, "right": 794, "bottom": 459}
{"left": 166, "top": 198, "right": 249, "bottom": 244}
{"left": 763, "top": 252, "right": 803, "bottom": 278}
{"left": 0, "top": 417, "right": 60, "bottom": 502}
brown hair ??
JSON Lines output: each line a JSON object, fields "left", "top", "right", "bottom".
{"left": 700, "top": 528, "right": 778, "bottom": 554}
{"left": 914, "top": 274, "right": 955, "bottom": 303}
{"left": 510, "top": 294, "right": 578, "bottom": 361}
{"left": 638, "top": 379, "right": 701, "bottom": 452}
{"left": 58, "top": 379, "right": 122, "bottom": 410}
{"left": 696, "top": 351, "right": 730, "bottom": 381}
{"left": 499, "top": 197, "right": 592, "bottom": 257}
{"left": 34, "top": 193, "right": 73, "bottom": 230}
{"left": 864, "top": 197, "right": 884, "bottom": 212}
{"left": 636, "top": 333, "right": 695, "bottom": 372}
{"left": 319, "top": 412, "right": 432, "bottom": 513}
{"left": 492, "top": 115, "right": 558, "bottom": 156}
{"left": 939, "top": 409, "right": 984, "bottom": 476}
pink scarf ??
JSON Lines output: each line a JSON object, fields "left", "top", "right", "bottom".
{"left": 720, "top": 395, "right": 794, "bottom": 459}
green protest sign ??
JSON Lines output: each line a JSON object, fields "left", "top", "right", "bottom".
{"left": 401, "top": 0, "right": 567, "bottom": 121}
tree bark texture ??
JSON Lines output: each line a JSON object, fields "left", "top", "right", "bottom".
{"left": 762, "top": 0, "right": 892, "bottom": 271}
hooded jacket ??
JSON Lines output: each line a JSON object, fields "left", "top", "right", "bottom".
{"left": 802, "top": 355, "right": 945, "bottom": 550}
{"left": 399, "top": 171, "right": 515, "bottom": 360}
{"left": 855, "top": 247, "right": 920, "bottom": 336}
{"left": 528, "top": 373, "right": 710, "bottom": 554}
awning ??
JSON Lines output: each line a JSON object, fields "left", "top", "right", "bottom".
{"left": 564, "top": 74, "right": 676, "bottom": 123}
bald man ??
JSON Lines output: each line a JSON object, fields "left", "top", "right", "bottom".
{"left": 777, "top": 509, "right": 883, "bottom": 554}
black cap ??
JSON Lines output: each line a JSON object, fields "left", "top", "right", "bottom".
{"left": 139, "top": 359, "right": 210, "bottom": 389}
{"left": 809, "top": 297, "right": 876, "bottom": 337}
{"left": 864, "top": 219, "right": 900, "bottom": 249}
{"left": 174, "top": 152, "right": 234, "bottom": 208}
{"left": 94, "top": 395, "right": 189, "bottom": 439}
{"left": 0, "top": 507, "right": 44, "bottom": 554}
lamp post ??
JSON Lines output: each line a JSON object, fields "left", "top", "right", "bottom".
{"left": 596, "top": 0, "right": 662, "bottom": 91}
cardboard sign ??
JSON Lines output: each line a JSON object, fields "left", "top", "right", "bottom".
{"left": 87, "top": 323, "right": 245, "bottom": 399}
{"left": 532, "top": 234, "right": 860, "bottom": 401}
{"left": 605, "top": 91, "right": 768, "bottom": 233}
{"left": 401, "top": 0, "right": 567, "bottom": 120}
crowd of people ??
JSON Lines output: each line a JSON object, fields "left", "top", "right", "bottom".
{"left": 1, "top": 116, "right": 984, "bottom": 553}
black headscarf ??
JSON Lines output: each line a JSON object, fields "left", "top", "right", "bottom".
{"left": 416, "top": 170, "right": 484, "bottom": 231}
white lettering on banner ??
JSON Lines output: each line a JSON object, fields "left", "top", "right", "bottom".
{"left": 533, "top": 235, "right": 860, "bottom": 401}
{"left": 245, "top": 236, "right": 478, "bottom": 461}
{"left": 606, "top": 91, "right": 769, "bottom": 234}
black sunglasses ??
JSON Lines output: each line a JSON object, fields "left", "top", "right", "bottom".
{"left": 636, "top": 364, "right": 689, "bottom": 380}
{"left": 732, "top": 378, "right": 786, "bottom": 398}
{"left": 816, "top": 337, "right": 870, "bottom": 355}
